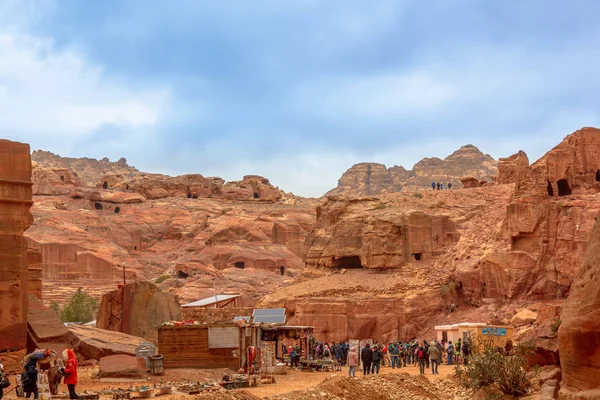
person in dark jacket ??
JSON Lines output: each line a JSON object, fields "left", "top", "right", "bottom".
{"left": 23, "top": 357, "right": 39, "bottom": 399}
{"left": 371, "top": 346, "right": 382, "bottom": 374}
{"left": 361, "top": 344, "right": 373, "bottom": 375}
{"left": 424, "top": 341, "right": 430, "bottom": 368}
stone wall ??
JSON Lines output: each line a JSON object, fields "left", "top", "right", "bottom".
{"left": 0, "top": 139, "right": 33, "bottom": 351}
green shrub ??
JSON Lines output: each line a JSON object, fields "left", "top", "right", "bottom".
{"left": 50, "top": 288, "right": 98, "bottom": 323}
{"left": 413, "top": 193, "right": 423, "bottom": 199}
{"left": 155, "top": 274, "right": 172, "bottom": 284}
{"left": 455, "top": 336, "right": 535, "bottom": 397}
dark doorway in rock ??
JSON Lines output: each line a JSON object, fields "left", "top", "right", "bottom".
{"left": 94, "top": 202, "right": 103, "bottom": 210}
{"left": 557, "top": 179, "right": 571, "bottom": 196}
{"left": 103, "top": 181, "right": 108, "bottom": 189}
{"left": 280, "top": 266, "right": 285, "bottom": 276}
{"left": 235, "top": 261, "right": 246, "bottom": 269}
{"left": 596, "top": 170, "right": 600, "bottom": 182}
{"left": 177, "top": 270, "right": 189, "bottom": 279}
{"left": 60, "top": 175, "right": 64, "bottom": 182}
{"left": 412, "top": 253, "right": 423, "bottom": 261}
{"left": 253, "top": 192, "right": 260, "bottom": 199}
{"left": 125, "top": 184, "right": 130, "bottom": 190}
{"left": 134, "top": 246, "right": 137, "bottom": 250}
{"left": 114, "top": 207, "right": 120, "bottom": 214}
{"left": 331, "top": 256, "right": 362, "bottom": 269}
{"left": 547, "top": 180, "right": 554, "bottom": 196}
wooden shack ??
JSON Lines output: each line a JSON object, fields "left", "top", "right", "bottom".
{"left": 158, "top": 323, "right": 240, "bottom": 369}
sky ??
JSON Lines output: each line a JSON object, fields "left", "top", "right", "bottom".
{"left": 1, "top": 0, "right": 599, "bottom": 197}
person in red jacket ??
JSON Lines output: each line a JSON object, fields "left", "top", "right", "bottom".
{"left": 62, "top": 350, "right": 79, "bottom": 399}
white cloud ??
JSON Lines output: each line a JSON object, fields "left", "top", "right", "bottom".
{"left": 0, "top": 3, "right": 170, "bottom": 154}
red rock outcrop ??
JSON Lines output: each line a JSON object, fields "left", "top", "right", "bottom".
{"left": 27, "top": 295, "right": 75, "bottom": 354}
{"left": 32, "top": 162, "right": 82, "bottom": 195}
{"left": 304, "top": 196, "right": 459, "bottom": 269}
{"left": 0, "top": 139, "right": 33, "bottom": 351}
{"left": 497, "top": 150, "right": 530, "bottom": 185}
{"left": 488, "top": 128, "right": 600, "bottom": 301}
{"left": 96, "top": 281, "right": 182, "bottom": 343}
{"left": 327, "top": 144, "right": 498, "bottom": 195}
{"left": 559, "top": 218, "right": 600, "bottom": 394}
{"left": 460, "top": 176, "right": 481, "bottom": 188}
{"left": 98, "top": 173, "right": 282, "bottom": 202}
{"left": 32, "top": 151, "right": 139, "bottom": 186}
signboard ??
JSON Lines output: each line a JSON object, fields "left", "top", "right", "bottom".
{"left": 208, "top": 326, "right": 240, "bottom": 349}
{"left": 482, "top": 327, "right": 507, "bottom": 336}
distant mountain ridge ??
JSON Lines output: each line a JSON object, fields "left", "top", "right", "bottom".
{"left": 326, "top": 144, "right": 498, "bottom": 196}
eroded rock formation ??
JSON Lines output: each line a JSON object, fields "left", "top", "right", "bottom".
{"left": 327, "top": 144, "right": 498, "bottom": 195}
{"left": 96, "top": 281, "right": 182, "bottom": 343}
{"left": 0, "top": 139, "right": 33, "bottom": 351}
{"left": 559, "top": 218, "right": 600, "bottom": 394}
{"left": 304, "top": 196, "right": 459, "bottom": 269}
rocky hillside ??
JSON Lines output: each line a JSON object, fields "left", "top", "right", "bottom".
{"left": 27, "top": 151, "right": 318, "bottom": 306}
{"left": 32, "top": 150, "right": 139, "bottom": 185}
{"left": 261, "top": 128, "right": 600, "bottom": 348}
{"left": 327, "top": 144, "right": 498, "bottom": 196}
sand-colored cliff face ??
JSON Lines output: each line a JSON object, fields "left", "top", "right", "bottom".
{"left": 327, "top": 144, "right": 498, "bottom": 196}
{"left": 0, "top": 139, "right": 33, "bottom": 351}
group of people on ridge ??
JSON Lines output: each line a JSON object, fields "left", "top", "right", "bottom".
{"left": 432, "top": 181, "right": 452, "bottom": 190}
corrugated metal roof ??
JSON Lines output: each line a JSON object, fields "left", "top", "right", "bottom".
{"left": 182, "top": 294, "right": 241, "bottom": 308}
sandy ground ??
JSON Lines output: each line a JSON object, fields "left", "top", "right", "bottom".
{"left": 1, "top": 362, "right": 456, "bottom": 399}
{"left": 244, "top": 362, "right": 455, "bottom": 398}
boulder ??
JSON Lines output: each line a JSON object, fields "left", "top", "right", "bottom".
{"left": 541, "top": 379, "right": 560, "bottom": 400}
{"left": 559, "top": 218, "right": 600, "bottom": 392}
{"left": 96, "top": 281, "right": 181, "bottom": 343}
{"left": 69, "top": 325, "right": 144, "bottom": 361}
{"left": 98, "top": 354, "right": 147, "bottom": 379}
{"left": 460, "top": 176, "right": 481, "bottom": 188}
{"left": 27, "top": 295, "right": 75, "bottom": 354}
{"left": 511, "top": 309, "right": 538, "bottom": 327}
{"left": 538, "top": 365, "right": 562, "bottom": 386}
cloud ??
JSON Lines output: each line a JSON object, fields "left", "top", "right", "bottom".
{"left": 0, "top": 1, "right": 170, "bottom": 154}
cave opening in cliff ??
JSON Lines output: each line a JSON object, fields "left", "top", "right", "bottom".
{"left": 412, "top": 253, "right": 423, "bottom": 261}
{"left": 547, "top": 180, "right": 554, "bottom": 196}
{"left": 253, "top": 192, "right": 260, "bottom": 199}
{"left": 331, "top": 256, "right": 363, "bottom": 269}
{"left": 114, "top": 207, "right": 120, "bottom": 214}
{"left": 280, "top": 266, "right": 285, "bottom": 275}
{"left": 177, "top": 270, "right": 189, "bottom": 279}
{"left": 103, "top": 181, "right": 108, "bottom": 189}
{"left": 94, "top": 202, "right": 103, "bottom": 210}
{"left": 557, "top": 179, "right": 572, "bottom": 196}
{"left": 60, "top": 175, "right": 64, "bottom": 182}
{"left": 596, "top": 170, "right": 600, "bottom": 182}
{"left": 235, "top": 261, "right": 245, "bottom": 269}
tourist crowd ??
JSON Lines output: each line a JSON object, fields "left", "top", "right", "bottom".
{"left": 285, "top": 338, "right": 473, "bottom": 377}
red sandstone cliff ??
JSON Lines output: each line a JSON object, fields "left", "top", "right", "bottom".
{"left": 327, "top": 144, "right": 498, "bottom": 196}
{"left": 0, "top": 139, "right": 33, "bottom": 351}
{"left": 558, "top": 218, "right": 600, "bottom": 395}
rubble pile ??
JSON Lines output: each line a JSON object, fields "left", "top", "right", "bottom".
{"left": 265, "top": 373, "right": 471, "bottom": 400}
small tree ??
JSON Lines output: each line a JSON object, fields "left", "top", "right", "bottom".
{"left": 50, "top": 288, "right": 99, "bottom": 323}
